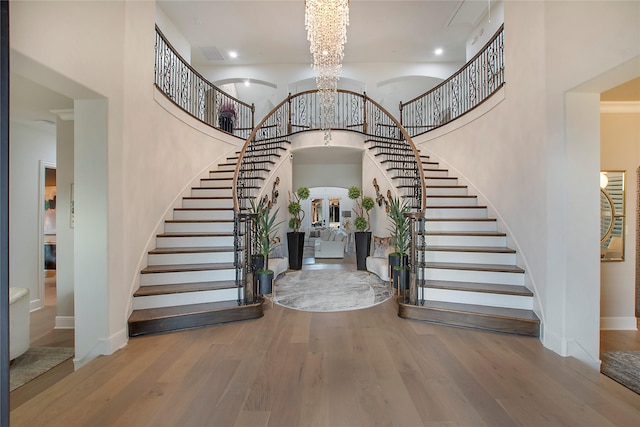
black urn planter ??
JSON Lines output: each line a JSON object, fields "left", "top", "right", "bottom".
{"left": 354, "top": 231, "right": 372, "bottom": 271}
{"left": 287, "top": 231, "right": 305, "bottom": 270}
{"left": 257, "top": 270, "right": 274, "bottom": 295}
{"left": 252, "top": 254, "right": 265, "bottom": 271}
{"left": 389, "top": 253, "right": 409, "bottom": 285}
{"left": 393, "top": 266, "right": 410, "bottom": 291}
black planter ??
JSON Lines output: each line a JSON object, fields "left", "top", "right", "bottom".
{"left": 354, "top": 231, "right": 372, "bottom": 271}
{"left": 287, "top": 231, "right": 305, "bottom": 270}
{"left": 218, "top": 112, "right": 234, "bottom": 133}
{"left": 252, "top": 254, "right": 265, "bottom": 271}
{"left": 257, "top": 270, "right": 274, "bottom": 295}
{"left": 389, "top": 253, "right": 409, "bottom": 284}
{"left": 393, "top": 266, "right": 410, "bottom": 290}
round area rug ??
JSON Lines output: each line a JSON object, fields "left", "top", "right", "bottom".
{"left": 274, "top": 269, "right": 391, "bottom": 312}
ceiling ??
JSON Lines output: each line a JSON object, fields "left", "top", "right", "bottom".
{"left": 157, "top": 0, "right": 490, "bottom": 66}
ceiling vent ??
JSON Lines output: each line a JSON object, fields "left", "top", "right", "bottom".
{"left": 199, "top": 46, "right": 225, "bottom": 61}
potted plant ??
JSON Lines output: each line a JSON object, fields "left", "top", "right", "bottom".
{"left": 218, "top": 102, "right": 236, "bottom": 133}
{"left": 348, "top": 186, "right": 375, "bottom": 270}
{"left": 252, "top": 198, "right": 281, "bottom": 295}
{"left": 387, "top": 196, "right": 411, "bottom": 290}
{"left": 287, "top": 186, "right": 310, "bottom": 270}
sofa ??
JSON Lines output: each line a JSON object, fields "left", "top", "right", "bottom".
{"left": 10, "top": 287, "right": 30, "bottom": 360}
{"left": 314, "top": 228, "right": 348, "bottom": 258}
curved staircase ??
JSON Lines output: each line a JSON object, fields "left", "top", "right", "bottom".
{"left": 127, "top": 140, "right": 290, "bottom": 337}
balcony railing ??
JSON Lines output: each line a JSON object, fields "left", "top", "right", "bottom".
{"left": 154, "top": 25, "right": 254, "bottom": 139}
{"left": 400, "top": 24, "right": 504, "bottom": 137}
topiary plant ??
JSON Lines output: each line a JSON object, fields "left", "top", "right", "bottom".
{"left": 348, "top": 186, "right": 375, "bottom": 232}
{"left": 287, "top": 186, "right": 310, "bottom": 233}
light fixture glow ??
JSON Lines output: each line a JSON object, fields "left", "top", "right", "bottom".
{"left": 228, "top": 51, "right": 238, "bottom": 59}
{"left": 305, "top": 0, "right": 350, "bottom": 144}
{"left": 434, "top": 48, "right": 443, "bottom": 55}
{"left": 244, "top": 79, "right": 250, "bottom": 87}
{"left": 600, "top": 172, "right": 609, "bottom": 189}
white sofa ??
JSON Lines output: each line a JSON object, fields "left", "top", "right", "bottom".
{"left": 10, "top": 287, "right": 30, "bottom": 361}
{"left": 314, "top": 228, "right": 347, "bottom": 258}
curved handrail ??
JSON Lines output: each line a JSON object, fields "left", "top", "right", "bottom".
{"left": 400, "top": 24, "right": 505, "bottom": 136}
{"left": 232, "top": 89, "right": 426, "bottom": 214}
{"left": 154, "top": 25, "right": 255, "bottom": 138}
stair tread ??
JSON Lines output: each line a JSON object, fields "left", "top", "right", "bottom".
{"left": 183, "top": 196, "right": 232, "bottom": 200}
{"left": 134, "top": 281, "right": 236, "bottom": 297}
{"left": 129, "top": 299, "right": 249, "bottom": 323}
{"left": 423, "top": 245, "right": 516, "bottom": 253}
{"left": 174, "top": 207, "right": 234, "bottom": 211}
{"left": 425, "top": 262, "right": 525, "bottom": 273}
{"left": 149, "top": 246, "right": 235, "bottom": 254}
{"left": 165, "top": 219, "right": 233, "bottom": 223}
{"left": 424, "top": 231, "right": 506, "bottom": 236}
{"left": 425, "top": 218, "right": 496, "bottom": 222}
{"left": 424, "top": 280, "right": 533, "bottom": 296}
{"left": 192, "top": 186, "right": 232, "bottom": 190}
{"left": 427, "top": 195, "right": 476, "bottom": 199}
{"left": 141, "top": 262, "right": 235, "bottom": 274}
{"left": 426, "top": 205, "right": 486, "bottom": 209}
{"left": 410, "top": 300, "right": 539, "bottom": 322}
{"left": 157, "top": 232, "right": 233, "bottom": 237}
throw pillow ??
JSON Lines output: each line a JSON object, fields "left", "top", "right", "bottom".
{"left": 373, "top": 236, "right": 391, "bottom": 258}
{"left": 270, "top": 242, "right": 284, "bottom": 259}
{"left": 320, "top": 228, "right": 331, "bottom": 241}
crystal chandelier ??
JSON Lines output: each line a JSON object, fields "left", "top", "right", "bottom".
{"left": 305, "top": 0, "right": 349, "bottom": 144}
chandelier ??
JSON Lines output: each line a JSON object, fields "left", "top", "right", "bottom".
{"left": 305, "top": 0, "right": 349, "bottom": 144}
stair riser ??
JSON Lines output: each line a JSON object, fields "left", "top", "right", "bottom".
{"left": 209, "top": 171, "right": 234, "bottom": 179}
{"left": 425, "top": 235, "right": 506, "bottom": 247}
{"left": 425, "top": 207, "right": 487, "bottom": 219}
{"left": 425, "top": 178, "right": 458, "bottom": 186}
{"left": 422, "top": 170, "right": 449, "bottom": 178}
{"left": 423, "top": 251, "right": 516, "bottom": 265}
{"left": 164, "top": 222, "right": 234, "bottom": 233}
{"left": 156, "top": 235, "right": 234, "bottom": 248}
{"left": 422, "top": 268, "right": 525, "bottom": 285}
{"left": 425, "top": 221, "right": 497, "bottom": 233}
{"left": 183, "top": 198, "right": 233, "bottom": 209}
{"left": 173, "top": 209, "right": 235, "bottom": 221}
{"left": 140, "top": 268, "right": 236, "bottom": 285}
{"left": 192, "top": 188, "right": 233, "bottom": 198}
{"left": 426, "top": 197, "right": 477, "bottom": 207}
{"left": 148, "top": 251, "right": 235, "bottom": 266}
{"left": 132, "top": 288, "right": 239, "bottom": 310}
{"left": 426, "top": 187, "right": 468, "bottom": 196}
{"left": 217, "top": 164, "right": 237, "bottom": 172}
{"left": 421, "top": 287, "right": 533, "bottom": 310}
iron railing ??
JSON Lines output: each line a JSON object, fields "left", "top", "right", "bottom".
{"left": 154, "top": 25, "right": 255, "bottom": 139}
{"left": 400, "top": 25, "right": 505, "bottom": 137}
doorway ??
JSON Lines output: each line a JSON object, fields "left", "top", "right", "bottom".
{"left": 311, "top": 197, "right": 341, "bottom": 228}
{"left": 40, "top": 163, "right": 57, "bottom": 316}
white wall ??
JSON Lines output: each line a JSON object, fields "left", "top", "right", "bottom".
{"left": 600, "top": 110, "right": 640, "bottom": 330}
{"left": 414, "top": 0, "right": 640, "bottom": 368}
{"left": 9, "top": 121, "right": 56, "bottom": 309}
{"left": 55, "top": 115, "right": 74, "bottom": 328}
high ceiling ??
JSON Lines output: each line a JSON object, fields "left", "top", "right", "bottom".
{"left": 157, "top": 0, "right": 490, "bottom": 66}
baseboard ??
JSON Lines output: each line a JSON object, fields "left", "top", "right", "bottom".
{"left": 600, "top": 316, "right": 638, "bottom": 330}
{"left": 55, "top": 316, "right": 75, "bottom": 329}
{"left": 73, "top": 328, "right": 128, "bottom": 370}
{"left": 542, "top": 329, "right": 569, "bottom": 357}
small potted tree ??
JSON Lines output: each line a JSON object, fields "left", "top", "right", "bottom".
{"left": 253, "top": 199, "right": 281, "bottom": 295}
{"left": 348, "top": 186, "right": 375, "bottom": 270}
{"left": 287, "top": 186, "right": 310, "bottom": 270}
{"left": 387, "top": 196, "right": 411, "bottom": 290}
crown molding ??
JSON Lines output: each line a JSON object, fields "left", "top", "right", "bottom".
{"left": 600, "top": 101, "right": 640, "bottom": 114}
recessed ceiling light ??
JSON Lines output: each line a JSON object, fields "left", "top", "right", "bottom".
{"left": 434, "top": 48, "right": 444, "bottom": 55}
{"left": 229, "top": 51, "right": 238, "bottom": 59}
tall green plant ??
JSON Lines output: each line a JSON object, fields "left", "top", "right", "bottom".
{"left": 287, "top": 186, "right": 310, "bottom": 232}
{"left": 387, "top": 196, "right": 411, "bottom": 258}
{"left": 250, "top": 197, "right": 281, "bottom": 274}
{"left": 348, "top": 186, "right": 375, "bottom": 232}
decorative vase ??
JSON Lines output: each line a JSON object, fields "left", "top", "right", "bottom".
{"left": 257, "top": 271, "right": 274, "bottom": 295}
{"left": 354, "top": 231, "right": 372, "bottom": 271}
{"left": 287, "top": 231, "right": 305, "bottom": 270}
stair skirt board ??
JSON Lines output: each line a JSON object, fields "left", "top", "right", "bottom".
{"left": 140, "top": 268, "right": 236, "bottom": 285}
{"left": 156, "top": 235, "right": 235, "bottom": 248}
{"left": 148, "top": 251, "right": 235, "bottom": 266}
{"left": 423, "top": 251, "right": 516, "bottom": 265}
{"left": 420, "top": 287, "right": 533, "bottom": 310}
{"left": 128, "top": 300, "right": 264, "bottom": 337}
{"left": 422, "top": 268, "right": 525, "bottom": 286}
{"left": 397, "top": 301, "right": 540, "bottom": 337}
{"left": 133, "top": 287, "right": 240, "bottom": 310}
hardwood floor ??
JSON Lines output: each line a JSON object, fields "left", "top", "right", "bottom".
{"left": 10, "top": 280, "right": 640, "bottom": 426}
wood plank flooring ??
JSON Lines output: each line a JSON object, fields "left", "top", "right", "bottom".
{"left": 11, "top": 296, "right": 640, "bottom": 426}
